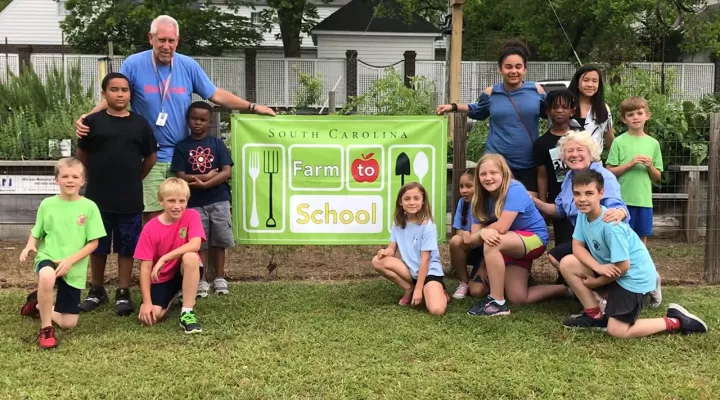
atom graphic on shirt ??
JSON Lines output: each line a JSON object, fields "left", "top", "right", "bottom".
{"left": 188, "top": 146, "right": 215, "bottom": 174}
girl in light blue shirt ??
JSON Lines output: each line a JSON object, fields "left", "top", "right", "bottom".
{"left": 372, "top": 182, "right": 447, "bottom": 315}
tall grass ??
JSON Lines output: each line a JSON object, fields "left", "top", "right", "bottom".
{"left": 0, "top": 64, "right": 96, "bottom": 160}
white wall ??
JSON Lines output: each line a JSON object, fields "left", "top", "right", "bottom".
{"left": 0, "top": 0, "right": 66, "bottom": 45}
{"left": 317, "top": 34, "right": 437, "bottom": 65}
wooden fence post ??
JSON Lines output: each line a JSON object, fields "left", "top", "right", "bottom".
{"left": 704, "top": 113, "right": 720, "bottom": 283}
{"left": 451, "top": 112, "right": 468, "bottom": 236}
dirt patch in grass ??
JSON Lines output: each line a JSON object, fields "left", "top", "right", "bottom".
{"left": 0, "top": 239, "right": 705, "bottom": 289}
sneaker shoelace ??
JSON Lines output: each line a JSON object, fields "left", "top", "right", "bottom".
{"left": 40, "top": 327, "right": 53, "bottom": 339}
{"left": 181, "top": 312, "right": 198, "bottom": 325}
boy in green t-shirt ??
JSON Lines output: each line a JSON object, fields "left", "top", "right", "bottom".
{"left": 606, "top": 96, "right": 663, "bottom": 308}
{"left": 19, "top": 158, "right": 106, "bottom": 349}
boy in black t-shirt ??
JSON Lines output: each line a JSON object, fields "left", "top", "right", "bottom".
{"left": 76, "top": 72, "right": 158, "bottom": 316}
{"left": 171, "top": 101, "right": 235, "bottom": 297}
{"left": 533, "top": 89, "right": 579, "bottom": 247}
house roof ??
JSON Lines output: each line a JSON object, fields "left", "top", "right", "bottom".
{"left": 311, "top": 0, "right": 439, "bottom": 35}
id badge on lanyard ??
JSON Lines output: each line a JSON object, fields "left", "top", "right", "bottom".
{"left": 152, "top": 56, "right": 173, "bottom": 127}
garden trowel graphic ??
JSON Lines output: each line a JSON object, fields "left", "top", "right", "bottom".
{"left": 395, "top": 152, "right": 411, "bottom": 186}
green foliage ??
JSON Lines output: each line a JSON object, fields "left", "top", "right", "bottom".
{"left": 61, "top": 0, "right": 263, "bottom": 56}
{"left": 340, "top": 69, "right": 436, "bottom": 115}
{"left": 0, "top": 66, "right": 95, "bottom": 160}
{"left": 292, "top": 66, "right": 323, "bottom": 110}
{"left": 605, "top": 67, "right": 716, "bottom": 168}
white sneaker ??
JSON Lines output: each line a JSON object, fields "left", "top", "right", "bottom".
{"left": 648, "top": 273, "right": 662, "bottom": 308}
{"left": 197, "top": 280, "right": 210, "bottom": 298}
{"left": 452, "top": 282, "right": 469, "bottom": 299}
{"left": 213, "top": 277, "right": 230, "bottom": 295}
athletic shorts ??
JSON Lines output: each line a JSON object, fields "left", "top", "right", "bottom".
{"left": 412, "top": 275, "right": 446, "bottom": 290}
{"left": 605, "top": 282, "right": 644, "bottom": 325}
{"left": 193, "top": 201, "right": 235, "bottom": 250}
{"left": 143, "top": 162, "right": 173, "bottom": 213}
{"left": 94, "top": 212, "right": 142, "bottom": 256}
{"left": 150, "top": 264, "right": 205, "bottom": 309}
{"left": 36, "top": 260, "right": 81, "bottom": 314}
{"left": 510, "top": 167, "right": 538, "bottom": 192}
{"left": 503, "top": 230, "right": 546, "bottom": 271}
{"left": 627, "top": 206, "right": 653, "bottom": 237}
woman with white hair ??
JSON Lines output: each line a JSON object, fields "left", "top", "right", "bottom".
{"left": 532, "top": 130, "right": 628, "bottom": 269}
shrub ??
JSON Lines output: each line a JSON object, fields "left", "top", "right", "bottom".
{"left": 292, "top": 66, "right": 323, "bottom": 110}
{"left": 340, "top": 68, "right": 436, "bottom": 115}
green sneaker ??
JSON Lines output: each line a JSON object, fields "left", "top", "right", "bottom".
{"left": 179, "top": 311, "right": 202, "bottom": 334}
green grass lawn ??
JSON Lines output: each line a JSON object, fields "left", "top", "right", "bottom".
{"left": 1, "top": 280, "right": 719, "bottom": 400}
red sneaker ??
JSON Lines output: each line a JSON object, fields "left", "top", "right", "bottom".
{"left": 38, "top": 326, "right": 57, "bottom": 349}
{"left": 20, "top": 290, "right": 39, "bottom": 318}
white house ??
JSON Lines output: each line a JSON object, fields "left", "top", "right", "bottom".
{"left": 311, "top": 0, "right": 441, "bottom": 66}
{"left": 0, "top": 0, "right": 349, "bottom": 55}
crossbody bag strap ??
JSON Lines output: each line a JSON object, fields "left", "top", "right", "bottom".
{"left": 507, "top": 95, "right": 535, "bottom": 143}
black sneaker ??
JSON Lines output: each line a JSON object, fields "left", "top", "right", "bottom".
{"left": 78, "top": 285, "right": 108, "bottom": 312}
{"left": 667, "top": 303, "right": 708, "bottom": 335}
{"left": 115, "top": 288, "right": 134, "bottom": 316}
{"left": 467, "top": 296, "right": 511, "bottom": 316}
{"left": 563, "top": 312, "right": 608, "bottom": 330}
{"left": 179, "top": 311, "right": 202, "bottom": 334}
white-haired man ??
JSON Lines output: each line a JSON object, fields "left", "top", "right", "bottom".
{"left": 74, "top": 15, "right": 274, "bottom": 313}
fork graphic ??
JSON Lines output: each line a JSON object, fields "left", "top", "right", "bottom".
{"left": 248, "top": 152, "right": 260, "bottom": 228}
{"left": 264, "top": 150, "right": 279, "bottom": 228}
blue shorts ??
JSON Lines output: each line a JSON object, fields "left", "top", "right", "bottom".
{"left": 93, "top": 212, "right": 142, "bottom": 257}
{"left": 627, "top": 206, "right": 653, "bottom": 237}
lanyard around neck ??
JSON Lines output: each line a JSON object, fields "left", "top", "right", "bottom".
{"left": 151, "top": 55, "right": 173, "bottom": 111}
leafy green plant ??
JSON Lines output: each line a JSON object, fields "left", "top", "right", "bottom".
{"left": 340, "top": 68, "right": 436, "bottom": 115}
{"left": 0, "top": 64, "right": 95, "bottom": 160}
{"left": 292, "top": 66, "right": 323, "bottom": 110}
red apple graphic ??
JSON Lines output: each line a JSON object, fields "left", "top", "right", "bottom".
{"left": 351, "top": 153, "right": 380, "bottom": 183}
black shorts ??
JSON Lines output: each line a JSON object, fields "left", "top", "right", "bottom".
{"left": 605, "top": 282, "right": 644, "bottom": 325}
{"left": 412, "top": 275, "right": 446, "bottom": 290}
{"left": 37, "top": 260, "right": 81, "bottom": 314}
{"left": 150, "top": 265, "right": 204, "bottom": 309}
{"left": 511, "top": 167, "right": 538, "bottom": 192}
{"left": 548, "top": 241, "right": 572, "bottom": 262}
{"left": 552, "top": 219, "right": 574, "bottom": 246}
{"left": 94, "top": 212, "right": 142, "bottom": 257}
{"left": 467, "top": 246, "right": 484, "bottom": 268}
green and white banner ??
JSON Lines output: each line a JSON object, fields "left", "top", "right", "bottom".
{"left": 231, "top": 115, "right": 447, "bottom": 245}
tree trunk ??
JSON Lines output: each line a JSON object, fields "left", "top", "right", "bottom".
{"left": 277, "top": 2, "right": 305, "bottom": 58}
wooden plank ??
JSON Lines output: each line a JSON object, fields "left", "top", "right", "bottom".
{"left": 667, "top": 165, "right": 708, "bottom": 172}
{"left": 684, "top": 170, "right": 700, "bottom": 242}
{"left": 652, "top": 193, "right": 689, "bottom": 200}
{"left": 446, "top": 161, "right": 477, "bottom": 170}
{"left": 447, "top": 0, "right": 463, "bottom": 139}
{"left": 0, "top": 160, "right": 57, "bottom": 167}
{"left": 451, "top": 113, "right": 468, "bottom": 236}
{"left": 705, "top": 113, "right": 720, "bottom": 283}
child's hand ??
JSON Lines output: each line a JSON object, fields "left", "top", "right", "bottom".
{"left": 462, "top": 231, "right": 473, "bottom": 245}
{"left": 640, "top": 157, "right": 653, "bottom": 167}
{"left": 593, "top": 263, "right": 622, "bottom": 278}
{"left": 138, "top": 303, "right": 157, "bottom": 326}
{"left": 411, "top": 286, "right": 423, "bottom": 306}
{"left": 53, "top": 258, "right": 73, "bottom": 277}
{"left": 151, "top": 258, "right": 167, "bottom": 281}
{"left": 480, "top": 228, "right": 501, "bottom": 246}
{"left": 19, "top": 246, "right": 37, "bottom": 262}
{"left": 189, "top": 176, "right": 208, "bottom": 189}
{"left": 376, "top": 247, "right": 393, "bottom": 260}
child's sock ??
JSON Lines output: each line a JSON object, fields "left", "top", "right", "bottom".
{"left": 585, "top": 306, "right": 602, "bottom": 319}
{"left": 181, "top": 307, "right": 193, "bottom": 314}
{"left": 489, "top": 296, "right": 506, "bottom": 306}
{"left": 664, "top": 316, "right": 681, "bottom": 331}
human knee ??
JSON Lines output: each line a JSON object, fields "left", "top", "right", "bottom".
{"left": 468, "top": 282, "right": 487, "bottom": 298}
{"left": 371, "top": 256, "right": 387, "bottom": 272}
{"left": 506, "top": 290, "right": 528, "bottom": 304}
{"left": 427, "top": 303, "right": 446, "bottom": 316}
{"left": 558, "top": 255, "right": 580, "bottom": 274}
{"left": 606, "top": 324, "right": 629, "bottom": 339}
{"left": 449, "top": 235, "right": 464, "bottom": 250}
{"left": 56, "top": 317, "right": 78, "bottom": 330}
{"left": 37, "top": 267, "right": 56, "bottom": 286}
{"left": 181, "top": 252, "right": 200, "bottom": 269}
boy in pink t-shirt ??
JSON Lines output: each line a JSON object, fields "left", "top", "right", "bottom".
{"left": 133, "top": 177, "right": 206, "bottom": 333}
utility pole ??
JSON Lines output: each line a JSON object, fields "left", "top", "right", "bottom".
{"left": 447, "top": 0, "right": 463, "bottom": 139}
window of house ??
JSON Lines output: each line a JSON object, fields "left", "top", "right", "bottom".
{"left": 251, "top": 12, "right": 261, "bottom": 25}
{"left": 57, "top": 0, "right": 69, "bottom": 16}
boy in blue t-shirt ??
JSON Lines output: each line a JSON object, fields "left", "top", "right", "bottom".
{"left": 171, "top": 101, "right": 234, "bottom": 297}
{"left": 559, "top": 169, "right": 707, "bottom": 337}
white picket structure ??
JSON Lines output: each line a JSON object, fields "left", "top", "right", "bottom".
{"left": 0, "top": 53, "right": 20, "bottom": 82}
{"left": 255, "top": 57, "right": 346, "bottom": 108}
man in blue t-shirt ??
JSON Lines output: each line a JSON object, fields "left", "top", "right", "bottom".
{"left": 558, "top": 169, "right": 707, "bottom": 338}
{"left": 75, "top": 15, "right": 275, "bottom": 223}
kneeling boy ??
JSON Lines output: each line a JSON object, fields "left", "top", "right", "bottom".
{"left": 133, "top": 178, "right": 206, "bottom": 333}
{"left": 559, "top": 169, "right": 707, "bottom": 338}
